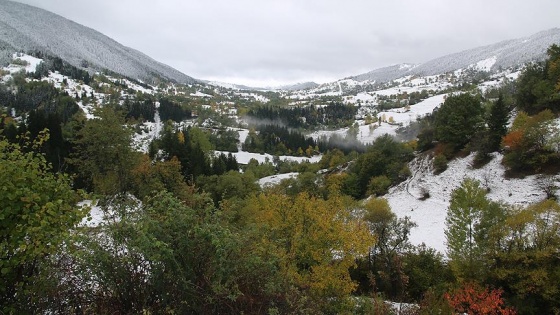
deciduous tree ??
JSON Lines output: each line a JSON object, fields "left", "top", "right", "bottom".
{"left": 488, "top": 200, "right": 560, "bottom": 313}
{"left": 246, "top": 192, "right": 374, "bottom": 312}
{"left": 69, "top": 107, "right": 138, "bottom": 194}
{"left": 357, "top": 198, "right": 417, "bottom": 300}
{"left": 0, "top": 132, "right": 86, "bottom": 312}
{"left": 445, "top": 178, "right": 507, "bottom": 282}
{"left": 445, "top": 283, "right": 516, "bottom": 315}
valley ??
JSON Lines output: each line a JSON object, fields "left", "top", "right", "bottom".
{"left": 1, "top": 1, "right": 560, "bottom": 313}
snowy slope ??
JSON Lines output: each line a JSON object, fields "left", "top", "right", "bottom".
{"left": 386, "top": 153, "right": 551, "bottom": 254}
{"left": 276, "top": 82, "right": 320, "bottom": 91}
{"left": 351, "top": 28, "right": 560, "bottom": 84}
{"left": 351, "top": 63, "right": 417, "bottom": 84}
{"left": 309, "top": 94, "right": 446, "bottom": 145}
{"left": 5, "top": 52, "right": 41, "bottom": 73}
{"left": 215, "top": 150, "right": 322, "bottom": 165}
{"left": 0, "top": 0, "right": 196, "bottom": 84}
{"left": 258, "top": 172, "right": 299, "bottom": 188}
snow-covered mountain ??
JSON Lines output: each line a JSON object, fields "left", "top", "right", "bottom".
{"left": 206, "top": 80, "right": 320, "bottom": 91}
{"left": 0, "top": 0, "right": 196, "bottom": 84}
{"left": 205, "top": 80, "right": 266, "bottom": 91}
{"left": 351, "top": 28, "right": 560, "bottom": 83}
{"left": 277, "top": 82, "right": 320, "bottom": 91}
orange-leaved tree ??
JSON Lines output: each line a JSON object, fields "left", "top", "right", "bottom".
{"left": 445, "top": 283, "right": 516, "bottom": 315}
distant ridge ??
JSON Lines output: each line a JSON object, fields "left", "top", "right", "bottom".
{"left": 277, "top": 82, "right": 319, "bottom": 91}
{"left": 206, "top": 80, "right": 320, "bottom": 91}
{"left": 351, "top": 28, "right": 560, "bottom": 83}
{"left": 0, "top": 0, "right": 196, "bottom": 84}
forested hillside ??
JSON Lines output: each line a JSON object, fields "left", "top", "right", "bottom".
{"left": 0, "top": 0, "right": 197, "bottom": 84}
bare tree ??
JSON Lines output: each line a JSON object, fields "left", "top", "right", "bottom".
{"left": 536, "top": 174, "right": 558, "bottom": 200}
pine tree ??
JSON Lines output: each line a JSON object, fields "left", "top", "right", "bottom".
{"left": 434, "top": 93, "right": 484, "bottom": 151}
{"left": 487, "top": 95, "right": 510, "bottom": 152}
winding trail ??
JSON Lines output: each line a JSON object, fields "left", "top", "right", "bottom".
{"left": 405, "top": 155, "right": 429, "bottom": 198}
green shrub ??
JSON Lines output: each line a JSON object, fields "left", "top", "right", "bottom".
{"left": 433, "top": 154, "right": 448, "bottom": 174}
{"left": 368, "top": 175, "right": 392, "bottom": 196}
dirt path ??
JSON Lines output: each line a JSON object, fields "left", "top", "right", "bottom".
{"left": 405, "top": 154, "right": 429, "bottom": 198}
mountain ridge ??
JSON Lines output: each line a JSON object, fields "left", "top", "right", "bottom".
{"left": 1, "top": 0, "right": 558, "bottom": 91}
{"left": 0, "top": 0, "right": 196, "bottom": 84}
{"left": 350, "top": 28, "right": 560, "bottom": 84}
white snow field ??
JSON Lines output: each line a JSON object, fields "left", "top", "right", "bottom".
{"left": 258, "top": 172, "right": 299, "bottom": 188}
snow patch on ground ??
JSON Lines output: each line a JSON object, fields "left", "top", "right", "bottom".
{"left": 369, "top": 79, "right": 451, "bottom": 98}
{"left": 131, "top": 111, "right": 162, "bottom": 153}
{"left": 190, "top": 91, "right": 213, "bottom": 98}
{"left": 473, "top": 56, "right": 497, "bottom": 72}
{"left": 386, "top": 152, "right": 550, "bottom": 254}
{"left": 310, "top": 94, "right": 446, "bottom": 145}
{"left": 6, "top": 53, "right": 43, "bottom": 74}
{"left": 78, "top": 200, "right": 103, "bottom": 227}
{"left": 108, "top": 77, "right": 155, "bottom": 95}
{"left": 258, "top": 172, "right": 299, "bottom": 188}
{"left": 43, "top": 71, "right": 102, "bottom": 99}
{"left": 77, "top": 101, "right": 95, "bottom": 119}
{"left": 213, "top": 127, "right": 322, "bottom": 165}
{"left": 377, "top": 94, "right": 445, "bottom": 125}
{"left": 2, "top": 53, "right": 43, "bottom": 82}
{"left": 215, "top": 150, "right": 322, "bottom": 165}
{"left": 234, "top": 91, "right": 270, "bottom": 103}
{"left": 78, "top": 196, "right": 143, "bottom": 228}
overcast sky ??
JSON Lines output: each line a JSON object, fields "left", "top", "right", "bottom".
{"left": 12, "top": 0, "right": 560, "bottom": 86}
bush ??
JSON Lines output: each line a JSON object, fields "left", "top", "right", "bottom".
{"left": 403, "top": 245, "right": 453, "bottom": 301}
{"left": 11, "top": 58, "right": 29, "bottom": 66}
{"left": 417, "top": 289, "right": 454, "bottom": 315}
{"left": 473, "top": 150, "right": 492, "bottom": 169}
{"left": 433, "top": 154, "right": 448, "bottom": 174}
{"left": 419, "top": 187, "right": 431, "bottom": 200}
{"left": 368, "top": 175, "right": 392, "bottom": 196}
{"left": 444, "top": 283, "right": 516, "bottom": 315}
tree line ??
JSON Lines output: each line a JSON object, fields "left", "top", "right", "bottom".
{"left": 242, "top": 124, "right": 319, "bottom": 156}
{"left": 246, "top": 102, "right": 358, "bottom": 129}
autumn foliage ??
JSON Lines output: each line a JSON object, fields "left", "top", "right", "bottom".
{"left": 501, "top": 130, "right": 523, "bottom": 150}
{"left": 445, "top": 283, "right": 516, "bottom": 315}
